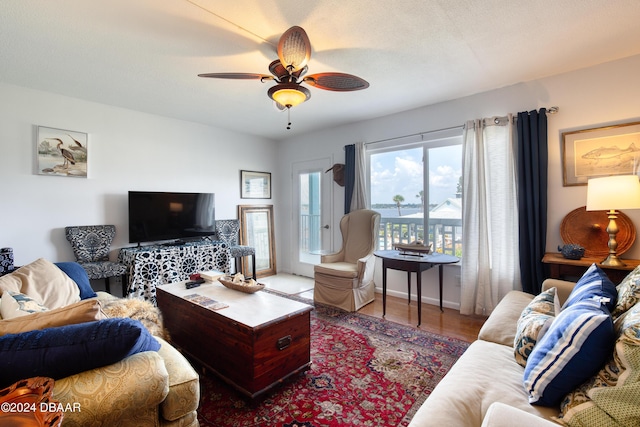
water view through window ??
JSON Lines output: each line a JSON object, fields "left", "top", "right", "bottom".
{"left": 369, "top": 138, "right": 463, "bottom": 257}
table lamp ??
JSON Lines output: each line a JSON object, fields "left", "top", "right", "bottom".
{"left": 586, "top": 175, "right": 640, "bottom": 266}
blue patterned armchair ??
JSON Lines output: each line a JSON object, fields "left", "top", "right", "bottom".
{"left": 215, "top": 219, "right": 256, "bottom": 279}
{"left": 0, "top": 248, "right": 15, "bottom": 276}
{"left": 64, "top": 225, "right": 128, "bottom": 295}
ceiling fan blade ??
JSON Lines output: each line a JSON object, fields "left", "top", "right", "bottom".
{"left": 277, "top": 26, "right": 311, "bottom": 71}
{"left": 198, "top": 72, "right": 273, "bottom": 80}
{"left": 268, "top": 60, "right": 289, "bottom": 80}
{"left": 304, "top": 72, "right": 369, "bottom": 91}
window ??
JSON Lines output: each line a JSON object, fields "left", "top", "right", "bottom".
{"left": 367, "top": 129, "right": 463, "bottom": 257}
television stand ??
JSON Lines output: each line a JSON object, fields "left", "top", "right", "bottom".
{"left": 162, "top": 240, "right": 186, "bottom": 247}
{"left": 118, "top": 240, "right": 228, "bottom": 304}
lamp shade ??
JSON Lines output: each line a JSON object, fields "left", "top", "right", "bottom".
{"left": 586, "top": 175, "right": 640, "bottom": 211}
{"left": 268, "top": 83, "right": 310, "bottom": 107}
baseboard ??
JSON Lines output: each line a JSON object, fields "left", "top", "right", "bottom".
{"left": 373, "top": 286, "right": 460, "bottom": 311}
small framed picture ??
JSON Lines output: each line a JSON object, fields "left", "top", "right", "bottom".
{"left": 36, "top": 126, "right": 88, "bottom": 177}
{"left": 562, "top": 121, "right": 640, "bottom": 186}
{"left": 240, "top": 170, "right": 271, "bottom": 199}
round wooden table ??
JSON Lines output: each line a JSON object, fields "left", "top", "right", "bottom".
{"left": 374, "top": 250, "right": 459, "bottom": 326}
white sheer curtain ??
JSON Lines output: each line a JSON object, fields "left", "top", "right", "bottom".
{"left": 460, "top": 116, "right": 521, "bottom": 315}
{"left": 350, "top": 142, "right": 368, "bottom": 211}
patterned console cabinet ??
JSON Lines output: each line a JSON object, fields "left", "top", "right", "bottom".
{"left": 118, "top": 240, "right": 228, "bottom": 304}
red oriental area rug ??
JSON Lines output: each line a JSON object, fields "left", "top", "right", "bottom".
{"left": 196, "top": 300, "right": 469, "bottom": 427}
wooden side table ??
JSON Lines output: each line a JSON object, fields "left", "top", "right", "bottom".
{"left": 374, "top": 250, "right": 460, "bottom": 326}
{"left": 542, "top": 252, "right": 640, "bottom": 284}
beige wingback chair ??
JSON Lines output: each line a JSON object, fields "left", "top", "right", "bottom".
{"left": 313, "top": 209, "right": 381, "bottom": 311}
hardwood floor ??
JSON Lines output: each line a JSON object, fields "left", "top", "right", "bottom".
{"left": 270, "top": 274, "right": 487, "bottom": 343}
{"left": 358, "top": 292, "right": 487, "bottom": 342}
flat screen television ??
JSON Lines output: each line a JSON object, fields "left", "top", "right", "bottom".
{"left": 128, "top": 191, "right": 215, "bottom": 244}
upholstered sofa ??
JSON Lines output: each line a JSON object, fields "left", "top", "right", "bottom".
{"left": 409, "top": 263, "right": 640, "bottom": 427}
{"left": 0, "top": 258, "right": 200, "bottom": 426}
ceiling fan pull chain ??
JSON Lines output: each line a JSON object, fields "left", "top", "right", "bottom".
{"left": 287, "top": 107, "right": 292, "bottom": 130}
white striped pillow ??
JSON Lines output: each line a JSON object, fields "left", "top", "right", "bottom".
{"left": 523, "top": 298, "right": 615, "bottom": 407}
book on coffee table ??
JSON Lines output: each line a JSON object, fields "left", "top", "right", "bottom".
{"left": 184, "top": 293, "right": 228, "bottom": 310}
{"left": 199, "top": 270, "right": 226, "bottom": 282}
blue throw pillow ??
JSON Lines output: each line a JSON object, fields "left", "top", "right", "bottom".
{"left": 523, "top": 298, "right": 615, "bottom": 407}
{"left": 55, "top": 262, "right": 97, "bottom": 299}
{"left": 562, "top": 263, "right": 617, "bottom": 312}
{"left": 0, "top": 318, "right": 160, "bottom": 388}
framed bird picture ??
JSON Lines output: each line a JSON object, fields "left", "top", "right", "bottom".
{"left": 36, "top": 126, "right": 88, "bottom": 177}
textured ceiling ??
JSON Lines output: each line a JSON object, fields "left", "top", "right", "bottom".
{"left": 1, "top": 0, "right": 640, "bottom": 140}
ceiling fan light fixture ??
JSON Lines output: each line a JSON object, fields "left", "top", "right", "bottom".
{"left": 268, "top": 83, "right": 310, "bottom": 107}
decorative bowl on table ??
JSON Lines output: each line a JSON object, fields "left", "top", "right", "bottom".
{"left": 0, "top": 377, "right": 63, "bottom": 426}
{"left": 218, "top": 275, "right": 265, "bottom": 294}
{"left": 558, "top": 244, "right": 585, "bottom": 260}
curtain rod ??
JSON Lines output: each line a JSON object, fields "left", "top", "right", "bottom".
{"left": 364, "top": 124, "right": 464, "bottom": 147}
{"left": 489, "top": 106, "right": 560, "bottom": 125}
{"left": 363, "top": 107, "right": 558, "bottom": 147}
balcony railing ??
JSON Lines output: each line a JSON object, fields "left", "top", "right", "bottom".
{"left": 300, "top": 214, "right": 463, "bottom": 258}
{"left": 378, "top": 217, "right": 462, "bottom": 257}
{"left": 299, "top": 213, "right": 321, "bottom": 253}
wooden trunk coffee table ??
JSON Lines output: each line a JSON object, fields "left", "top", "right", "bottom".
{"left": 156, "top": 280, "right": 313, "bottom": 398}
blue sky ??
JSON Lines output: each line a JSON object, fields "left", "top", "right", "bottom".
{"left": 370, "top": 145, "right": 462, "bottom": 206}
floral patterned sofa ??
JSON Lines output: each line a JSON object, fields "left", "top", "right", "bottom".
{"left": 0, "top": 258, "right": 200, "bottom": 426}
{"left": 409, "top": 263, "right": 640, "bottom": 427}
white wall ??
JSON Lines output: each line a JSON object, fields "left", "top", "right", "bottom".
{"left": 276, "top": 54, "right": 640, "bottom": 309}
{"left": 0, "top": 83, "right": 278, "bottom": 267}
{"left": 3, "top": 55, "right": 640, "bottom": 308}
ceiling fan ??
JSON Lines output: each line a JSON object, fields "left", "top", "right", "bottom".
{"left": 198, "top": 26, "right": 369, "bottom": 125}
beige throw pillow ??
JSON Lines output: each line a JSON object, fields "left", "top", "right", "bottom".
{"left": 0, "top": 258, "right": 80, "bottom": 309}
{"left": 0, "top": 291, "right": 49, "bottom": 319}
{"left": 0, "top": 298, "right": 106, "bottom": 336}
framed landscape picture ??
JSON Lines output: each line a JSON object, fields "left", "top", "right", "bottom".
{"left": 36, "top": 126, "right": 88, "bottom": 177}
{"left": 562, "top": 121, "right": 640, "bottom": 186}
{"left": 240, "top": 170, "right": 271, "bottom": 199}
